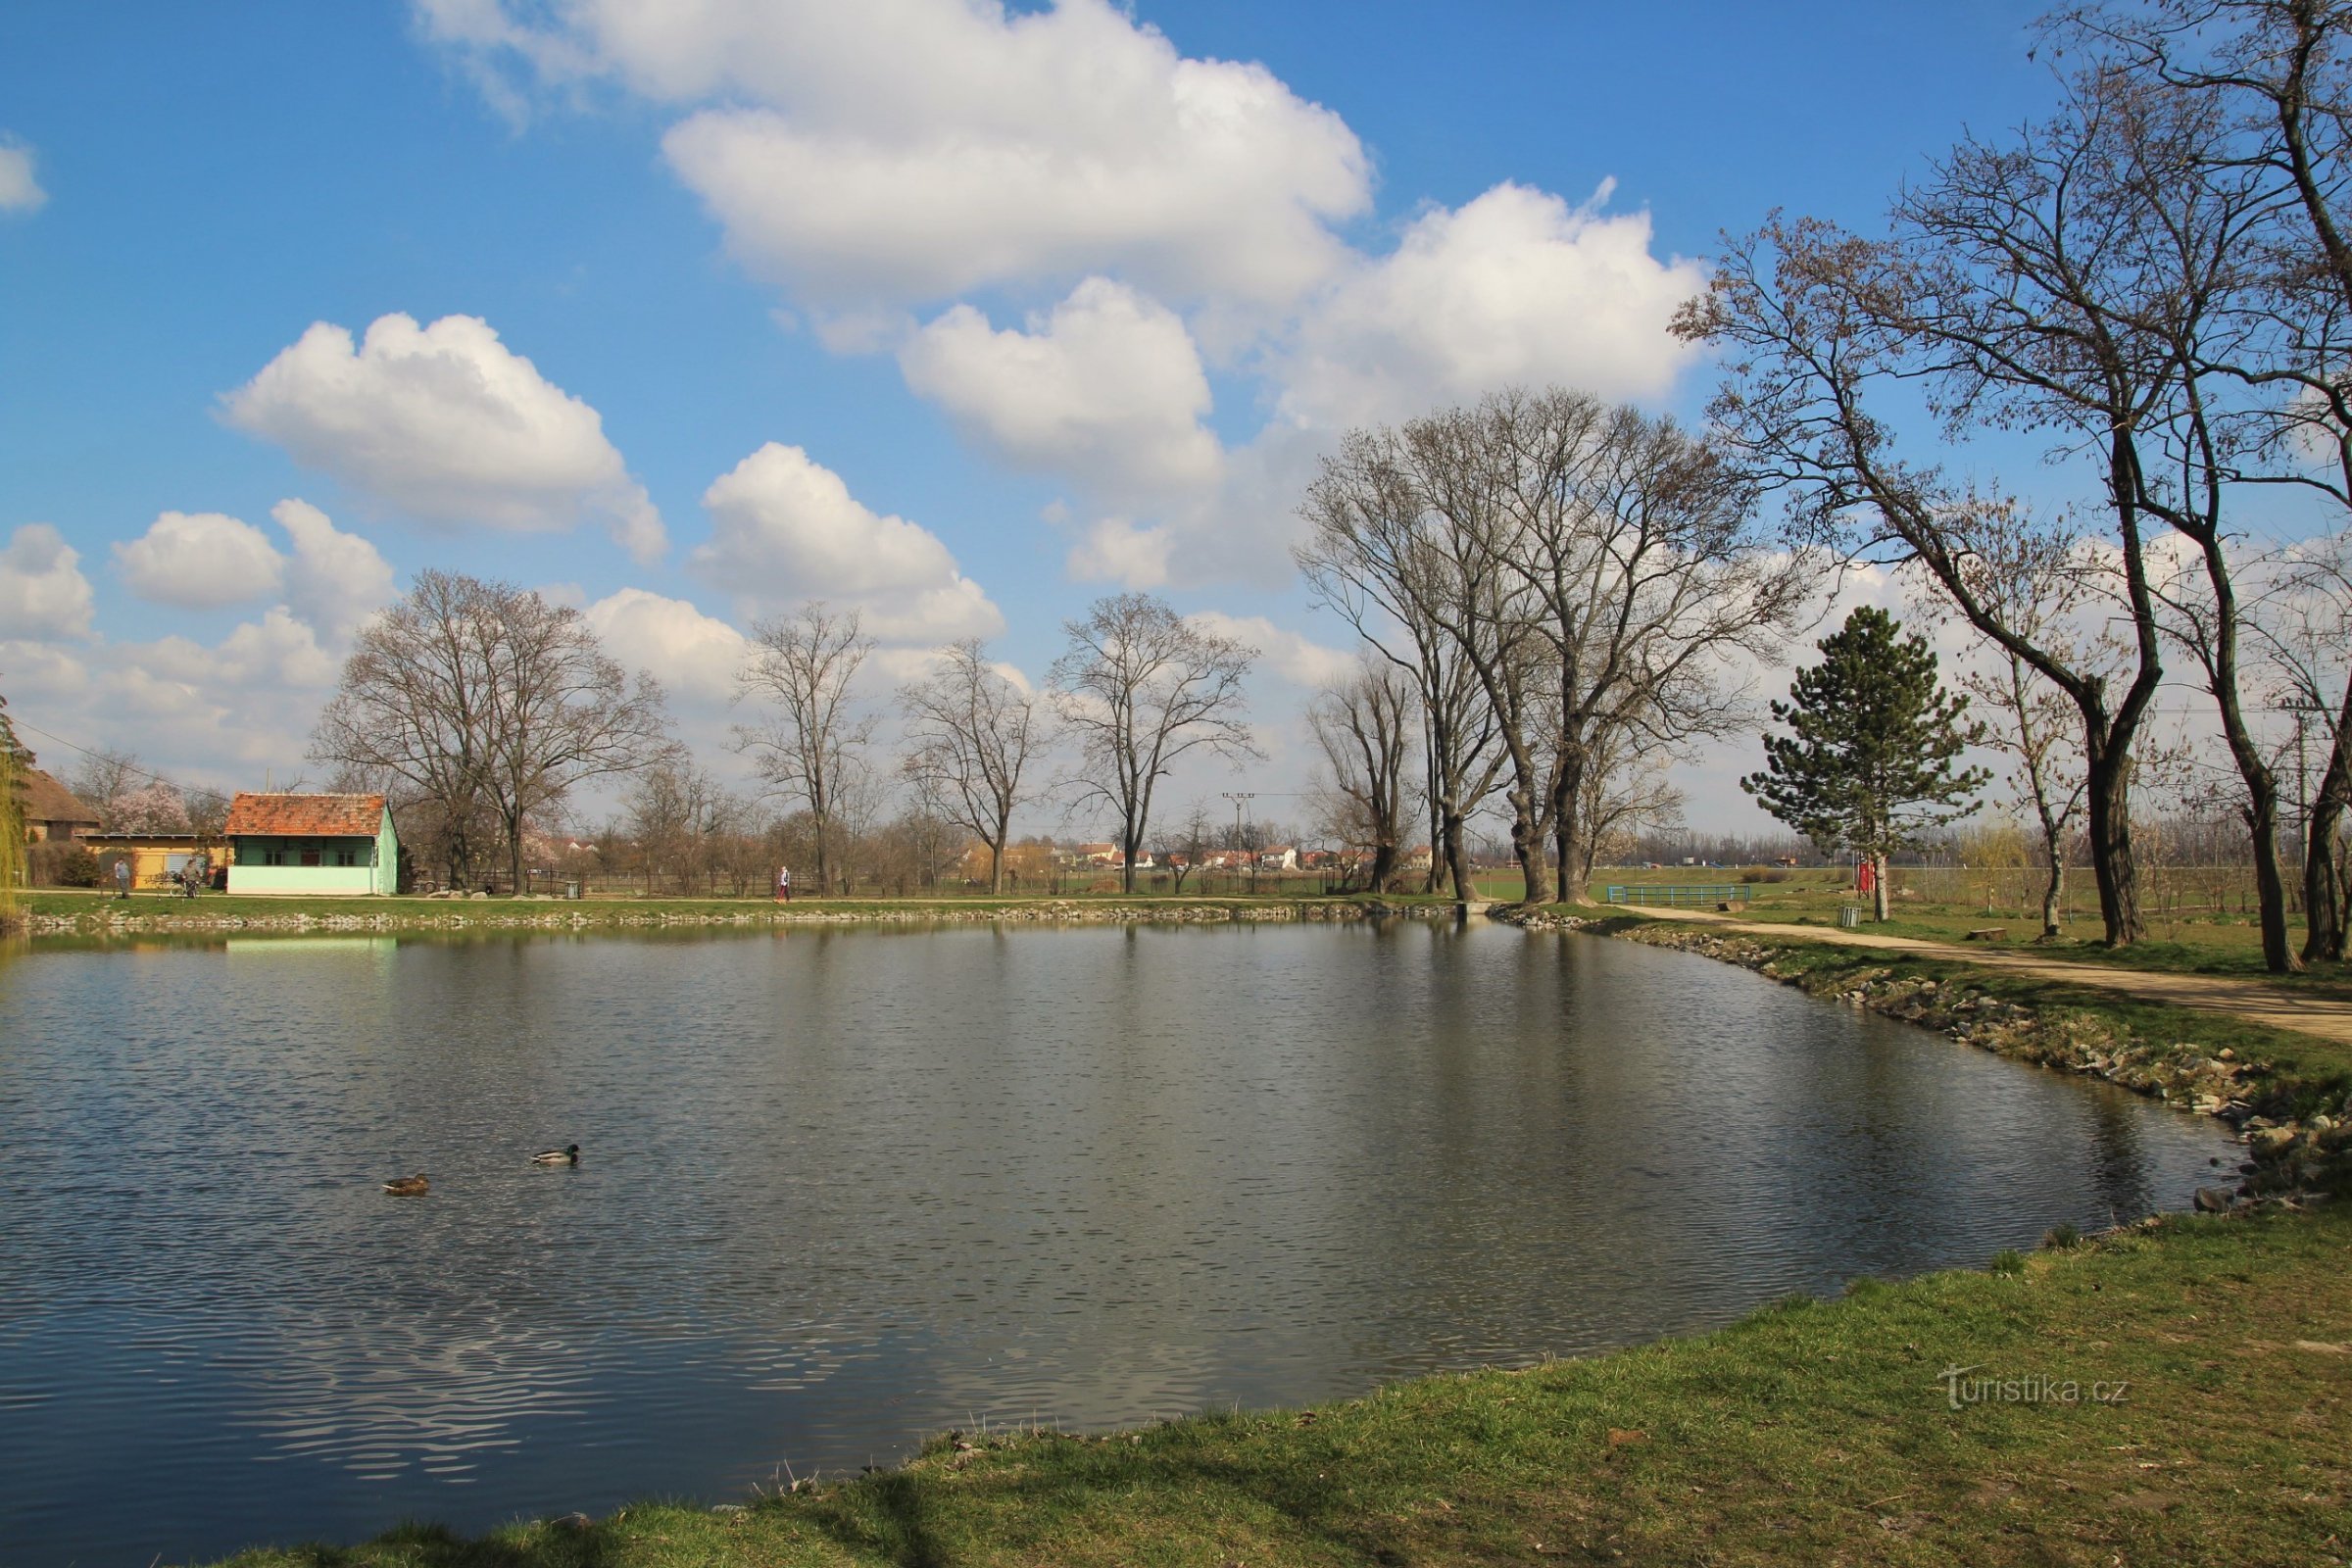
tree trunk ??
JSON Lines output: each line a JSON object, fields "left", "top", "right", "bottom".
{"left": 2081, "top": 739, "right": 2144, "bottom": 948}
{"left": 2039, "top": 858, "right": 2064, "bottom": 941}
{"left": 1506, "top": 788, "right": 1551, "bottom": 906}
{"left": 1369, "top": 839, "right": 1397, "bottom": 895}
{"left": 1551, "top": 741, "right": 1592, "bottom": 906}
{"left": 1441, "top": 808, "right": 1472, "bottom": 906}
{"left": 1872, "top": 853, "right": 1890, "bottom": 922}
{"left": 2305, "top": 736, "right": 2350, "bottom": 963}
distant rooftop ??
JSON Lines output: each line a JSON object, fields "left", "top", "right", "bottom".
{"left": 224, "top": 793, "right": 387, "bottom": 837}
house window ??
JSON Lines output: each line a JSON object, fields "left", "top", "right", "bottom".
{"left": 335, "top": 847, "right": 355, "bottom": 867}
{"left": 266, "top": 849, "right": 285, "bottom": 867}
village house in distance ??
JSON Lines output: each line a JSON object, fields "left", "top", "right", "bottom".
{"left": 224, "top": 793, "right": 400, "bottom": 896}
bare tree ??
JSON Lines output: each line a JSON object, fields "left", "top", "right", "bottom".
{"left": 479, "top": 590, "right": 675, "bottom": 895}
{"left": 1570, "top": 728, "right": 1687, "bottom": 889}
{"left": 1307, "top": 654, "right": 1419, "bottom": 892}
{"left": 313, "top": 571, "right": 505, "bottom": 888}
{"left": 1474, "top": 388, "right": 1812, "bottom": 904}
{"left": 898, "top": 639, "right": 1047, "bottom": 894}
{"left": 315, "top": 571, "right": 670, "bottom": 893}
{"left": 1049, "top": 594, "right": 1260, "bottom": 894}
{"left": 70, "top": 748, "right": 145, "bottom": 829}
{"left": 1677, "top": 194, "right": 2175, "bottom": 947}
{"left": 1297, "top": 427, "right": 1509, "bottom": 906}
{"left": 2260, "top": 531, "right": 2352, "bottom": 957}
{"left": 735, "top": 603, "right": 875, "bottom": 897}
{"left": 1150, "top": 799, "right": 1219, "bottom": 893}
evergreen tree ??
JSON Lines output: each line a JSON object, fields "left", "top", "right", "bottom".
{"left": 1742, "top": 607, "right": 1988, "bottom": 920}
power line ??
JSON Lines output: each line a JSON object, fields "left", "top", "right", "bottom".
{"left": 6, "top": 716, "right": 198, "bottom": 794}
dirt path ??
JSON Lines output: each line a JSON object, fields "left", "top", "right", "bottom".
{"left": 1618, "top": 907, "right": 2352, "bottom": 1047}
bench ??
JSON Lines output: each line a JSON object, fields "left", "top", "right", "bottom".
{"left": 1963, "top": 927, "right": 2008, "bottom": 941}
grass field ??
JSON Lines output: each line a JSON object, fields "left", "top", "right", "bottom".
{"left": 213, "top": 1203, "right": 2352, "bottom": 1568}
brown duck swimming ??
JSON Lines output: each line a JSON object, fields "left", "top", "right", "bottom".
{"left": 382, "top": 1174, "right": 429, "bottom": 1197}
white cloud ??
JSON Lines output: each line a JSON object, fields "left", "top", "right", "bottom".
{"left": 0, "top": 524, "right": 95, "bottom": 640}
{"left": 107, "top": 501, "right": 394, "bottom": 641}
{"left": 901, "top": 277, "right": 1222, "bottom": 499}
{"left": 690, "top": 443, "right": 1004, "bottom": 642}
{"left": 1184, "top": 610, "right": 1350, "bottom": 688}
{"left": 583, "top": 587, "right": 749, "bottom": 707}
{"left": 0, "top": 136, "right": 46, "bottom": 214}
{"left": 1278, "top": 182, "right": 1707, "bottom": 428}
{"left": 114, "top": 511, "right": 286, "bottom": 610}
{"left": 220, "top": 313, "right": 666, "bottom": 562}
{"left": 418, "top": 0, "right": 1369, "bottom": 309}
{"left": 1066, "top": 516, "right": 1176, "bottom": 589}
{"left": 272, "top": 499, "right": 397, "bottom": 642}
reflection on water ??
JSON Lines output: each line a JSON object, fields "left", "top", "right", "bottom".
{"left": 0, "top": 922, "right": 2233, "bottom": 1565}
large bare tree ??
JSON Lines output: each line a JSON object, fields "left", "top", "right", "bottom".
{"left": 898, "top": 639, "right": 1047, "bottom": 895}
{"left": 1306, "top": 654, "right": 1420, "bottom": 893}
{"left": 1474, "top": 388, "right": 1811, "bottom": 904}
{"left": 1050, "top": 594, "right": 1259, "bottom": 894}
{"left": 735, "top": 603, "right": 875, "bottom": 897}
{"left": 1298, "top": 431, "right": 1506, "bottom": 905}
{"left": 316, "top": 571, "right": 671, "bottom": 893}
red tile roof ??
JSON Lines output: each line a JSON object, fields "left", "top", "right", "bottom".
{"left": 20, "top": 768, "right": 100, "bottom": 828}
{"left": 224, "top": 793, "right": 386, "bottom": 837}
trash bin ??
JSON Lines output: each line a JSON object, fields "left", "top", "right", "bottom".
{"left": 1837, "top": 905, "right": 1861, "bottom": 928}
{"left": 564, "top": 881, "right": 581, "bottom": 901}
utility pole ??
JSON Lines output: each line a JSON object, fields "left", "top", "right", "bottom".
{"left": 1224, "top": 791, "right": 1255, "bottom": 897}
{"left": 2276, "top": 698, "right": 2327, "bottom": 867}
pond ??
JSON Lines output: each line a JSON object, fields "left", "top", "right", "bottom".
{"left": 0, "top": 920, "right": 2236, "bottom": 1565}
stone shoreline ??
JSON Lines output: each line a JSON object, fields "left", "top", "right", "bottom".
{"left": 1496, "top": 907, "right": 2350, "bottom": 1214}
{"left": 22, "top": 898, "right": 1438, "bottom": 938}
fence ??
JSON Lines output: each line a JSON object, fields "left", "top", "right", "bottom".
{"left": 1604, "top": 883, "right": 1752, "bottom": 906}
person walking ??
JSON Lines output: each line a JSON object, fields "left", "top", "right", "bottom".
{"left": 113, "top": 857, "right": 131, "bottom": 900}
{"left": 774, "top": 864, "right": 792, "bottom": 904}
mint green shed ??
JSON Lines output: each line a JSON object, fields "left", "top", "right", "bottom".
{"left": 223, "top": 793, "right": 399, "bottom": 896}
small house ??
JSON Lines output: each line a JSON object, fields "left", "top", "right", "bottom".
{"left": 224, "top": 793, "right": 399, "bottom": 896}
{"left": 20, "top": 769, "right": 101, "bottom": 842}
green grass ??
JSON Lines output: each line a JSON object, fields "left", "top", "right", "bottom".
{"left": 1581, "top": 869, "right": 2352, "bottom": 995}
{"left": 211, "top": 1203, "right": 2352, "bottom": 1567}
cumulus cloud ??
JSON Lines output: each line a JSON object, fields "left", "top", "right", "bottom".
{"left": 901, "top": 277, "right": 1222, "bottom": 499}
{"left": 1065, "top": 517, "right": 1177, "bottom": 589}
{"left": 107, "top": 500, "right": 394, "bottom": 641}
{"left": 114, "top": 512, "right": 286, "bottom": 610}
{"left": 272, "top": 500, "right": 397, "bottom": 642}
{"left": 417, "top": 0, "right": 1369, "bottom": 308}
{"left": 1278, "top": 182, "right": 1707, "bottom": 428}
{"left": 221, "top": 313, "right": 666, "bottom": 562}
{"left": 1184, "top": 610, "right": 1350, "bottom": 688}
{"left": 583, "top": 587, "right": 750, "bottom": 707}
{"left": 690, "top": 442, "right": 1004, "bottom": 642}
{"left": 0, "top": 136, "right": 45, "bottom": 214}
{"left": 0, "top": 524, "right": 95, "bottom": 640}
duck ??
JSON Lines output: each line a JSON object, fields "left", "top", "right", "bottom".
{"left": 382, "top": 1173, "right": 430, "bottom": 1197}
{"left": 532, "top": 1144, "right": 581, "bottom": 1165}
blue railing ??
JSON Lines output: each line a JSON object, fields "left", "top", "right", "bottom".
{"left": 1604, "top": 883, "right": 1751, "bottom": 906}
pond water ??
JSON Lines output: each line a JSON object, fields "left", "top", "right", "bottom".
{"left": 0, "top": 921, "right": 2235, "bottom": 1565}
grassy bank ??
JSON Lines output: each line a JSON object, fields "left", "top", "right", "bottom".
{"left": 20, "top": 888, "right": 1418, "bottom": 935}
{"left": 216, "top": 1204, "right": 2352, "bottom": 1568}
{"left": 1571, "top": 914, "right": 2352, "bottom": 1102}
{"left": 1588, "top": 868, "right": 2352, "bottom": 992}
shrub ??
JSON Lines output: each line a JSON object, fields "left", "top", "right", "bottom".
{"left": 1988, "top": 1249, "right": 2028, "bottom": 1275}
{"left": 41, "top": 843, "right": 100, "bottom": 887}
{"left": 2041, "top": 1222, "right": 2083, "bottom": 1250}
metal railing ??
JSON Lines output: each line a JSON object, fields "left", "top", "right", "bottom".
{"left": 1604, "top": 883, "right": 1752, "bottom": 906}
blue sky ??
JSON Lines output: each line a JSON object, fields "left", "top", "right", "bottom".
{"left": 0, "top": 1, "right": 2075, "bottom": 830}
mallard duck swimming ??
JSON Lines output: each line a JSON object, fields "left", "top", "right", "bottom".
{"left": 382, "top": 1173, "right": 429, "bottom": 1197}
{"left": 532, "top": 1144, "right": 581, "bottom": 1165}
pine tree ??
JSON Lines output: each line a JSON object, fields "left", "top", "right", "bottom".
{"left": 1742, "top": 607, "right": 1989, "bottom": 921}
